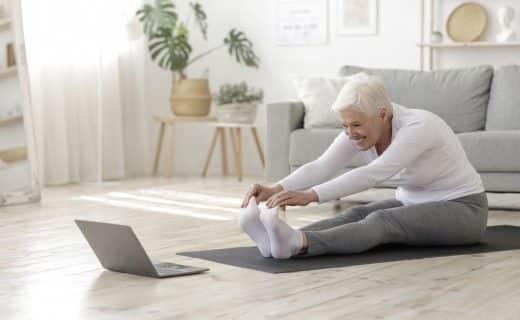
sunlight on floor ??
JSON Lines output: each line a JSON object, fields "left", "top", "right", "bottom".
{"left": 107, "top": 192, "right": 241, "bottom": 214}
{"left": 76, "top": 195, "right": 232, "bottom": 221}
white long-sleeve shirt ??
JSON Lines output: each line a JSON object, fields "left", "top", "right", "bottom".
{"left": 277, "top": 103, "right": 484, "bottom": 206}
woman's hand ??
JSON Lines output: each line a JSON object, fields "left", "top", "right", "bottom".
{"left": 265, "top": 189, "right": 318, "bottom": 208}
{"left": 241, "top": 183, "right": 284, "bottom": 208}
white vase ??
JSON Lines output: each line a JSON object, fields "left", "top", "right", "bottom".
{"left": 496, "top": 6, "right": 516, "bottom": 42}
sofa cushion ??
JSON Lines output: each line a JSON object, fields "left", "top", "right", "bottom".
{"left": 338, "top": 65, "right": 493, "bottom": 133}
{"left": 486, "top": 65, "right": 520, "bottom": 130}
{"left": 290, "top": 129, "right": 520, "bottom": 173}
{"left": 457, "top": 130, "right": 520, "bottom": 172}
{"left": 293, "top": 76, "right": 351, "bottom": 128}
{"left": 289, "top": 128, "right": 368, "bottom": 167}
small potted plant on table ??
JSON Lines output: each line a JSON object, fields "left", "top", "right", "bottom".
{"left": 214, "top": 82, "right": 263, "bottom": 124}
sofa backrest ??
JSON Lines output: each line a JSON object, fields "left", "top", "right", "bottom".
{"left": 486, "top": 65, "right": 520, "bottom": 130}
{"left": 338, "top": 65, "right": 493, "bottom": 133}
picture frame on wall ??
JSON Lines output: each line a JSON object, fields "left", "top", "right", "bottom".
{"left": 276, "top": 0, "right": 328, "bottom": 46}
{"left": 337, "top": 0, "right": 378, "bottom": 35}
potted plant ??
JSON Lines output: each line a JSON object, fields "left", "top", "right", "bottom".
{"left": 136, "top": 0, "right": 260, "bottom": 117}
{"left": 214, "top": 82, "right": 263, "bottom": 124}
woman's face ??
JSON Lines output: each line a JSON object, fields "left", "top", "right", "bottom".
{"left": 339, "top": 107, "right": 389, "bottom": 151}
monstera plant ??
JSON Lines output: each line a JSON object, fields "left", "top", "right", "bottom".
{"left": 136, "top": 0, "right": 260, "bottom": 116}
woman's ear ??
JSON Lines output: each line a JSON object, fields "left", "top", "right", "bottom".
{"left": 377, "top": 106, "right": 387, "bottom": 120}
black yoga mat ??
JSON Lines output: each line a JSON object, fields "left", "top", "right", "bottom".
{"left": 177, "top": 225, "right": 520, "bottom": 273}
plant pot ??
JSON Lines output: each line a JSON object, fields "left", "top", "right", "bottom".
{"left": 170, "top": 78, "right": 212, "bottom": 116}
{"left": 216, "top": 102, "right": 258, "bottom": 124}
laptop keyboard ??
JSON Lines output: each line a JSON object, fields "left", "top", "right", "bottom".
{"left": 154, "top": 261, "right": 208, "bottom": 277}
{"left": 155, "top": 262, "right": 189, "bottom": 271}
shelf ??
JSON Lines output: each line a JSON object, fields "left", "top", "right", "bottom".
{"left": 0, "top": 18, "right": 10, "bottom": 31}
{"left": 418, "top": 41, "right": 520, "bottom": 48}
{"left": 0, "top": 66, "right": 17, "bottom": 80}
{"left": 0, "top": 114, "right": 22, "bottom": 127}
{"left": 0, "top": 158, "right": 27, "bottom": 171}
{"left": 418, "top": 0, "right": 520, "bottom": 70}
{"left": 0, "top": 146, "right": 27, "bottom": 163}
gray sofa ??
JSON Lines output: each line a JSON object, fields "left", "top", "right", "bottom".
{"left": 265, "top": 65, "right": 520, "bottom": 192}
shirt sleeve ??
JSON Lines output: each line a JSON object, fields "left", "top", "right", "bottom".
{"left": 277, "top": 131, "right": 358, "bottom": 191}
{"left": 311, "top": 122, "right": 434, "bottom": 203}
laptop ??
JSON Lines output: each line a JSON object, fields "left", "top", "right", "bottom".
{"left": 75, "top": 219, "right": 209, "bottom": 278}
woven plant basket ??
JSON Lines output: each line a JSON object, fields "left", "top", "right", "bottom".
{"left": 170, "top": 78, "right": 212, "bottom": 116}
{"left": 216, "top": 102, "right": 258, "bottom": 124}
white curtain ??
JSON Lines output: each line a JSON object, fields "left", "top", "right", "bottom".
{"left": 21, "top": 0, "right": 153, "bottom": 185}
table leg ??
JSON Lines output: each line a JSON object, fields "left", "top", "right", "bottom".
{"left": 153, "top": 122, "right": 165, "bottom": 175}
{"left": 236, "top": 127, "right": 243, "bottom": 181}
{"left": 220, "top": 128, "right": 229, "bottom": 176}
{"left": 202, "top": 128, "right": 220, "bottom": 177}
{"left": 229, "top": 128, "right": 241, "bottom": 181}
{"left": 165, "top": 123, "right": 175, "bottom": 178}
{"left": 250, "top": 127, "right": 265, "bottom": 168}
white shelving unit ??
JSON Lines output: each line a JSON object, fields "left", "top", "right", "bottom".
{"left": 418, "top": 0, "right": 520, "bottom": 70}
{"left": 0, "top": 14, "right": 23, "bottom": 166}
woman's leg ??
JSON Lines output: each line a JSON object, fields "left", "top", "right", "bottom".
{"left": 302, "top": 192, "right": 488, "bottom": 257}
{"left": 300, "top": 198, "right": 403, "bottom": 232}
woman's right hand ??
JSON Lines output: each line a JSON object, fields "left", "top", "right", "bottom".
{"left": 241, "top": 183, "right": 283, "bottom": 208}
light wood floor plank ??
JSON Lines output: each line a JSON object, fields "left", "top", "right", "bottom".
{"left": 0, "top": 176, "right": 519, "bottom": 319}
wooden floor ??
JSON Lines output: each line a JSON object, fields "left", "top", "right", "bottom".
{"left": 1, "top": 176, "right": 520, "bottom": 320}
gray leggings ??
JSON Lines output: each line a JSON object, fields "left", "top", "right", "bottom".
{"left": 300, "top": 192, "right": 488, "bottom": 256}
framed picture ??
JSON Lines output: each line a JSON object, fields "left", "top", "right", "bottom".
{"left": 337, "top": 0, "right": 378, "bottom": 35}
{"left": 276, "top": 0, "right": 328, "bottom": 46}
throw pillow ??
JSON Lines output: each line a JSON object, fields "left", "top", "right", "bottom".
{"left": 293, "top": 76, "right": 352, "bottom": 128}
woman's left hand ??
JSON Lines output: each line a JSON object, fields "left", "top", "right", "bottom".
{"left": 265, "top": 189, "right": 318, "bottom": 208}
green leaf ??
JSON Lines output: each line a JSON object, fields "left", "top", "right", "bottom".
{"left": 177, "top": 22, "right": 188, "bottom": 38}
{"left": 149, "top": 27, "right": 192, "bottom": 71}
{"left": 136, "top": 0, "right": 178, "bottom": 37}
{"left": 189, "top": 2, "right": 208, "bottom": 40}
{"left": 223, "top": 29, "right": 260, "bottom": 68}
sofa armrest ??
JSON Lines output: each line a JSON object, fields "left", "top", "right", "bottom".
{"left": 264, "top": 101, "right": 305, "bottom": 182}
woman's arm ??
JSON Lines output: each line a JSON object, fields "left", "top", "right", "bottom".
{"left": 311, "top": 123, "right": 434, "bottom": 203}
{"left": 276, "top": 131, "right": 358, "bottom": 191}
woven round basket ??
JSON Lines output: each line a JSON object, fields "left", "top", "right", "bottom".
{"left": 170, "top": 78, "right": 212, "bottom": 116}
{"left": 447, "top": 2, "right": 488, "bottom": 42}
{"left": 216, "top": 102, "right": 258, "bottom": 124}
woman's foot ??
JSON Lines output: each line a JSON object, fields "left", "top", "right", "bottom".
{"left": 238, "top": 197, "right": 271, "bottom": 257}
{"left": 259, "top": 206, "right": 303, "bottom": 259}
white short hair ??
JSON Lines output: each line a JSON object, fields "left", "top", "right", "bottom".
{"left": 331, "top": 72, "right": 392, "bottom": 116}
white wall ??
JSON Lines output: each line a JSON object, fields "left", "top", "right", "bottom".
{"left": 145, "top": 0, "right": 520, "bottom": 178}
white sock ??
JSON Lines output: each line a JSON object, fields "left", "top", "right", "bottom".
{"left": 238, "top": 197, "right": 271, "bottom": 257}
{"left": 259, "top": 206, "right": 303, "bottom": 259}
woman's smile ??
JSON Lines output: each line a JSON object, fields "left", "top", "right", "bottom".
{"left": 352, "top": 136, "right": 366, "bottom": 144}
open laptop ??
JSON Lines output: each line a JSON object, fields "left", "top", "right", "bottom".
{"left": 75, "top": 219, "right": 209, "bottom": 278}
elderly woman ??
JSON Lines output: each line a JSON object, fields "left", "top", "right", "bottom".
{"left": 239, "top": 73, "right": 488, "bottom": 259}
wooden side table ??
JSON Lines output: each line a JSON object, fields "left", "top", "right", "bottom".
{"left": 202, "top": 122, "right": 265, "bottom": 181}
{"left": 153, "top": 115, "right": 217, "bottom": 177}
